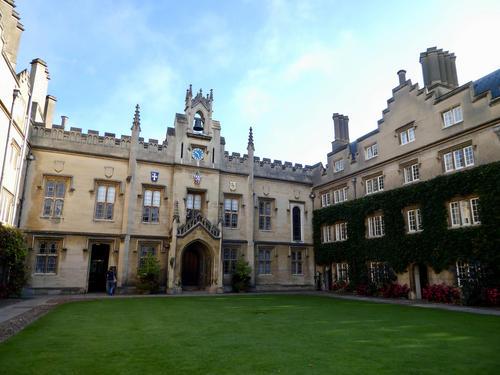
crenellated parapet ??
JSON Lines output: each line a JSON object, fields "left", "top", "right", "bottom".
{"left": 30, "top": 124, "right": 169, "bottom": 154}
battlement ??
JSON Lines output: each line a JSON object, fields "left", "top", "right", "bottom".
{"left": 31, "top": 124, "right": 167, "bottom": 153}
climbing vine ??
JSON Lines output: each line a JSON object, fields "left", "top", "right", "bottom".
{"left": 313, "top": 161, "right": 500, "bottom": 287}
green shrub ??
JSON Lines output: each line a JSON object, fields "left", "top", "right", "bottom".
{"left": 0, "top": 224, "right": 28, "bottom": 298}
{"left": 136, "top": 253, "right": 160, "bottom": 293}
{"left": 231, "top": 260, "right": 251, "bottom": 292}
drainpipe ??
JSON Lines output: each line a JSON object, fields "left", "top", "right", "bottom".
{"left": 13, "top": 89, "right": 34, "bottom": 227}
{"left": 0, "top": 89, "right": 21, "bottom": 198}
{"left": 351, "top": 177, "right": 357, "bottom": 199}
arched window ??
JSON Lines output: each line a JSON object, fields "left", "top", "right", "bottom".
{"left": 193, "top": 112, "right": 204, "bottom": 133}
{"left": 292, "top": 206, "right": 301, "bottom": 241}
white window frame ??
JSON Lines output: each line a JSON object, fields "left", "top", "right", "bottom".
{"left": 366, "top": 175, "right": 384, "bottom": 195}
{"left": 442, "top": 106, "right": 463, "bottom": 128}
{"left": 0, "top": 188, "right": 14, "bottom": 224}
{"left": 449, "top": 197, "right": 480, "bottom": 228}
{"left": 407, "top": 208, "right": 423, "bottom": 233}
{"left": 333, "top": 159, "right": 344, "bottom": 173}
{"left": 365, "top": 143, "right": 378, "bottom": 160}
{"left": 9, "top": 141, "right": 21, "bottom": 170}
{"left": 403, "top": 163, "right": 420, "bottom": 184}
{"left": 399, "top": 127, "right": 415, "bottom": 145}
{"left": 333, "top": 187, "right": 348, "bottom": 204}
{"left": 321, "top": 192, "right": 331, "bottom": 208}
{"left": 335, "top": 222, "right": 348, "bottom": 241}
{"left": 443, "top": 145, "right": 474, "bottom": 173}
{"left": 322, "top": 225, "right": 332, "bottom": 243}
{"left": 367, "top": 215, "right": 385, "bottom": 238}
{"left": 455, "top": 260, "right": 481, "bottom": 287}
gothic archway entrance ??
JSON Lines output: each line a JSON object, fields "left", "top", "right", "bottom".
{"left": 181, "top": 241, "right": 212, "bottom": 290}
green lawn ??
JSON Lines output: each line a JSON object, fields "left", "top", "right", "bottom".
{"left": 1, "top": 295, "right": 499, "bottom": 374}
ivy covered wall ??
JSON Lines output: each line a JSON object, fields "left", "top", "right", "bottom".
{"left": 313, "top": 161, "right": 500, "bottom": 287}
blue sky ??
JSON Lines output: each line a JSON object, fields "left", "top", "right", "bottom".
{"left": 16, "top": 0, "right": 500, "bottom": 165}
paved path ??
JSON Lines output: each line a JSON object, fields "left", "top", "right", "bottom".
{"left": 1, "top": 291, "right": 499, "bottom": 327}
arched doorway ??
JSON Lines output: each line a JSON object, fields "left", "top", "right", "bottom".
{"left": 181, "top": 241, "right": 212, "bottom": 290}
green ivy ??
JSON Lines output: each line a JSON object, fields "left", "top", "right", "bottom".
{"left": 313, "top": 161, "right": 500, "bottom": 287}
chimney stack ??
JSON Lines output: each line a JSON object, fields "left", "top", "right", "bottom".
{"left": 397, "top": 70, "right": 407, "bottom": 85}
{"left": 420, "top": 47, "right": 458, "bottom": 91}
{"left": 43, "top": 95, "right": 57, "bottom": 129}
{"left": 332, "top": 113, "right": 349, "bottom": 143}
{"left": 61, "top": 115, "right": 68, "bottom": 128}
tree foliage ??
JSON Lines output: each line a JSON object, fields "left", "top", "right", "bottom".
{"left": 0, "top": 224, "right": 28, "bottom": 297}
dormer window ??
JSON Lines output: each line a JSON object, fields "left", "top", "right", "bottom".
{"left": 400, "top": 127, "right": 415, "bottom": 145}
{"left": 442, "top": 106, "right": 463, "bottom": 128}
{"left": 333, "top": 159, "right": 344, "bottom": 173}
{"left": 365, "top": 143, "right": 378, "bottom": 160}
{"left": 193, "top": 112, "right": 204, "bottom": 133}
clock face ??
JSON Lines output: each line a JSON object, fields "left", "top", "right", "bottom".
{"left": 192, "top": 148, "right": 204, "bottom": 160}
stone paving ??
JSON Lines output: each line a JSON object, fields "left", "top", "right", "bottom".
{"left": 1, "top": 291, "right": 499, "bottom": 343}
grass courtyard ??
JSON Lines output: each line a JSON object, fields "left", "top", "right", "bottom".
{"left": 0, "top": 295, "right": 499, "bottom": 374}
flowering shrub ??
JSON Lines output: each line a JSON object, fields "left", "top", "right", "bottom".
{"left": 379, "top": 283, "right": 410, "bottom": 299}
{"left": 355, "top": 283, "right": 379, "bottom": 296}
{"left": 422, "top": 283, "right": 460, "bottom": 304}
{"left": 331, "top": 280, "right": 349, "bottom": 292}
{"left": 483, "top": 287, "right": 500, "bottom": 306}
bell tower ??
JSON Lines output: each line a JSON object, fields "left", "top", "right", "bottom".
{"left": 174, "top": 85, "right": 222, "bottom": 167}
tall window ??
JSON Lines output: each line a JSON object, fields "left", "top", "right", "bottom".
{"left": 0, "top": 189, "right": 14, "bottom": 224}
{"left": 449, "top": 197, "right": 480, "bottom": 227}
{"left": 366, "top": 175, "right": 384, "bottom": 195}
{"left": 321, "top": 192, "right": 331, "bottom": 207}
{"left": 403, "top": 164, "right": 420, "bottom": 184}
{"left": 407, "top": 208, "right": 423, "bottom": 233}
{"left": 365, "top": 143, "right": 378, "bottom": 160}
{"left": 443, "top": 145, "right": 474, "bottom": 172}
{"left": 223, "top": 198, "right": 239, "bottom": 228}
{"left": 336, "top": 263, "right": 349, "bottom": 282}
{"left": 291, "top": 250, "right": 303, "bottom": 275}
{"left": 333, "top": 159, "right": 344, "bottom": 173}
{"left": 143, "top": 190, "right": 161, "bottom": 223}
{"left": 258, "top": 200, "right": 272, "bottom": 230}
{"left": 42, "top": 179, "right": 66, "bottom": 218}
{"left": 292, "top": 206, "right": 301, "bottom": 241}
{"left": 35, "top": 239, "right": 60, "bottom": 274}
{"left": 399, "top": 127, "right": 415, "bottom": 145}
{"left": 442, "top": 106, "right": 463, "bottom": 128}
{"left": 95, "top": 185, "right": 116, "bottom": 220}
{"left": 139, "top": 244, "right": 157, "bottom": 268}
{"left": 223, "top": 248, "right": 238, "bottom": 275}
{"left": 257, "top": 248, "right": 272, "bottom": 274}
{"left": 333, "top": 187, "right": 347, "bottom": 204}
{"left": 367, "top": 215, "right": 385, "bottom": 238}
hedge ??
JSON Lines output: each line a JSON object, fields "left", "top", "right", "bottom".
{"left": 0, "top": 224, "right": 28, "bottom": 297}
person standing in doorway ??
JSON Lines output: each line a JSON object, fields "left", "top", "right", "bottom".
{"left": 106, "top": 267, "right": 116, "bottom": 295}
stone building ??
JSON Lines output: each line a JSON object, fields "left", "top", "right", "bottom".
{"left": 312, "top": 47, "right": 500, "bottom": 298}
{"left": 21, "top": 87, "right": 317, "bottom": 294}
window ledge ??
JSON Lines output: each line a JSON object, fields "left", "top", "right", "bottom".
{"left": 443, "top": 120, "right": 464, "bottom": 129}
{"left": 33, "top": 273, "right": 57, "bottom": 276}
{"left": 93, "top": 219, "right": 115, "bottom": 223}
{"left": 142, "top": 222, "right": 160, "bottom": 225}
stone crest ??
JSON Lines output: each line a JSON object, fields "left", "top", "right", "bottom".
{"left": 53, "top": 160, "right": 64, "bottom": 173}
{"left": 104, "top": 166, "right": 114, "bottom": 178}
{"left": 229, "top": 181, "right": 237, "bottom": 191}
{"left": 193, "top": 171, "right": 201, "bottom": 185}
